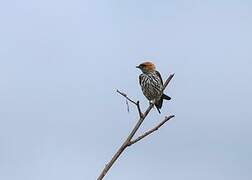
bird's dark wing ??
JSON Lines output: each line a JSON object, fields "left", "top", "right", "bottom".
{"left": 139, "top": 74, "right": 143, "bottom": 86}
{"left": 155, "top": 70, "right": 163, "bottom": 85}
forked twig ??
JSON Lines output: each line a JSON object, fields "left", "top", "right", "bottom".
{"left": 117, "top": 90, "right": 143, "bottom": 118}
{"left": 129, "top": 115, "right": 175, "bottom": 146}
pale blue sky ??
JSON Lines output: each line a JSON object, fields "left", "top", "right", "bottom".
{"left": 0, "top": 0, "right": 252, "bottom": 180}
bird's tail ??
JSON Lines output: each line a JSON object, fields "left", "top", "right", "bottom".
{"left": 155, "top": 94, "right": 171, "bottom": 113}
{"left": 162, "top": 94, "right": 171, "bottom": 100}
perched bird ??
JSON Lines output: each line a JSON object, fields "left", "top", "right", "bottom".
{"left": 136, "top": 62, "right": 171, "bottom": 113}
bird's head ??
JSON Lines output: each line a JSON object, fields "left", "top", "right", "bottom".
{"left": 136, "top": 62, "right": 156, "bottom": 74}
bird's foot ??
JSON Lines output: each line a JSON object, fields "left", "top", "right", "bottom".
{"left": 149, "top": 100, "right": 155, "bottom": 105}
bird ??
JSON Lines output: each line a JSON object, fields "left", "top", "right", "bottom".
{"left": 136, "top": 62, "right": 171, "bottom": 113}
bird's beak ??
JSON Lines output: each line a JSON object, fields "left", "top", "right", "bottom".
{"left": 136, "top": 65, "right": 140, "bottom": 69}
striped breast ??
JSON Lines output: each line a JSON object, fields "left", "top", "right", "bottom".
{"left": 139, "top": 71, "right": 163, "bottom": 101}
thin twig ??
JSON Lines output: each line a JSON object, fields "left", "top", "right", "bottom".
{"left": 126, "top": 99, "right": 129, "bottom": 112}
{"left": 136, "top": 101, "right": 143, "bottom": 118}
{"left": 97, "top": 74, "right": 174, "bottom": 180}
{"left": 162, "top": 73, "right": 175, "bottom": 93}
{"left": 129, "top": 115, "right": 175, "bottom": 146}
{"left": 116, "top": 90, "right": 138, "bottom": 105}
{"left": 117, "top": 90, "right": 143, "bottom": 118}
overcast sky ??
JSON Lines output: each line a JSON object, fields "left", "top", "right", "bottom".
{"left": 0, "top": 0, "right": 252, "bottom": 180}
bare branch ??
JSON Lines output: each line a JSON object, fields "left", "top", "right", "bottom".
{"left": 117, "top": 90, "right": 143, "bottom": 118}
{"left": 162, "top": 73, "right": 174, "bottom": 93}
{"left": 97, "top": 74, "right": 174, "bottom": 180}
{"left": 116, "top": 89, "right": 138, "bottom": 106}
{"left": 136, "top": 101, "right": 143, "bottom": 118}
{"left": 125, "top": 99, "right": 129, "bottom": 112}
{"left": 128, "top": 115, "right": 175, "bottom": 146}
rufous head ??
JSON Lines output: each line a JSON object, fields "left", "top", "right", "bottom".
{"left": 136, "top": 61, "right": 156, "bottom": 73}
